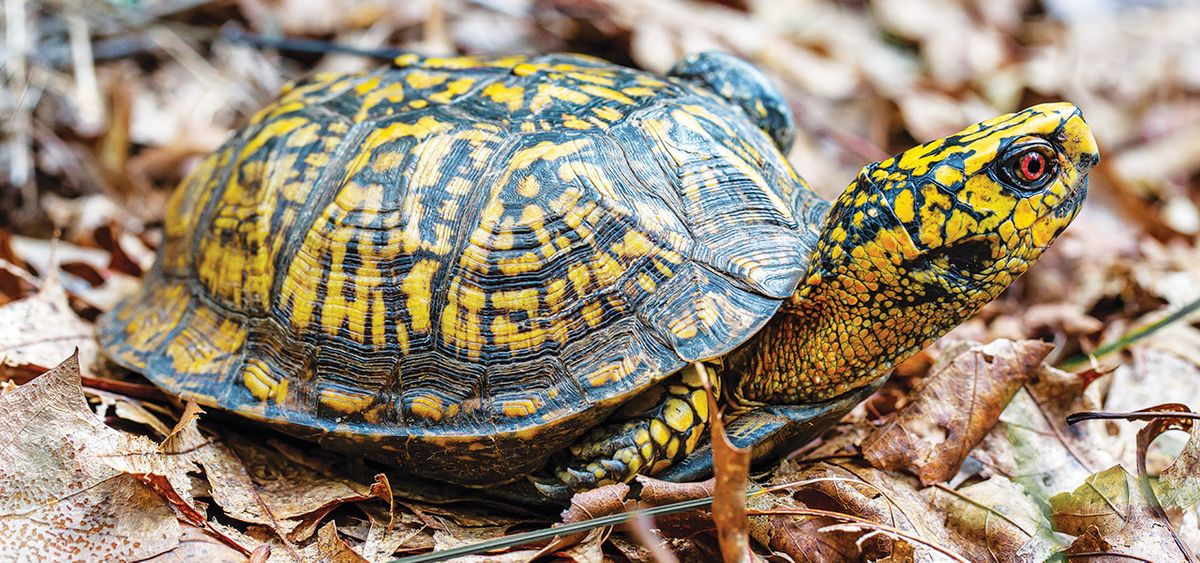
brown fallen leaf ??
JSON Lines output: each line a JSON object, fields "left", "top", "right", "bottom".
{"left": 862, "top": 339, "right": 1054, "bottom": 485}
{"left": 99, "top": 401, "right": 217, "bottom": 527}
{"left": 0, "top": 354, "right": 180, "bottom": 561}
{"left": 972, "top": 362, "right": 1114, "bottom": 503}
{"left": 770, "top": 456, "right": 957, "bottom": 561}
{"left": 356, "top": 503, "right": 437, "bottom": 560}
{"left": 288, "top": 473, "right": 394, "bottom": 542}
{"left": 746, "top": 492, "right": 858, "bottom": 562}
{"left": 1049, "top": 465, "right": 1189, "bottom": 561}
{"left": 317, "top": 522, "right": 370, "bottom": 563}
{"left": 0, "top": 270, "right": 99, "bottom": 370}
{"left": 705, "top": 363, "right": 752, "bottom": 563}
{"left": 933, "top": 476, "right": 1062, "bottom": 561}
{"left": 196, "top": 431, "right": 382, "bottom": 536}
{"left": 142, "top": 525, "right": 247, "bottom": 563}
{"left": 562, "top": 482, "right": 632, "bottom": 525}
{"left": 1155, "top": 410, "right": 1200, "bottom": 509}
{"left": 1062, "top": 525, "right": 1115, "bottom": 560}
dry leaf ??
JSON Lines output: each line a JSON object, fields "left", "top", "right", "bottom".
{"left": 201, "top": 432, "right": 379, "bottom": 533}
{"left": 1158, "top": 414, "right": 1200, "bottom": 509}
{"left": 771, "top": 457, "right": 954, "bottom": 561}
{"left": 142, "top": 525, "right": 248, "bottom": 563}
{"left": 0, "top": 354, "right": 180, "bottom": 560}
{"left": 316, "top": 522, "right": 370, "bottom": 563}
{"left": 562, "top": 482, "right": 631, "bottom": 525}
{"left": 288, "top": 473, "right": 394, "bottom": 542}
{"left": 0, "top": 273, "right": 99, "bottom": 370}
{"left": 746, "top": 493, "right": 858, "bottom": 562}
{"left": 934, "top": 476, "right": 1061, "bottom": 561}
{"left": 1049, "top": 465, "right": 1189, "bottom": 560}
{"left": 707, "top": 364, "right": 752, "bottom": 563}
{"left": 863, "top": 339, "right": 1054, "bottom": 484}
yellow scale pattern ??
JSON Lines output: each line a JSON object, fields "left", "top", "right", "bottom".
{"left": 729, "top": 103, "right": 1098, "bottom": 404}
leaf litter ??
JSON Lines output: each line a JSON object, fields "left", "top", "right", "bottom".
{"left": 5, "top": 0, "right": 1200, "bottom": 560}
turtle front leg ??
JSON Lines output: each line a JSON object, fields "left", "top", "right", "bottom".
{"left": 538, "top": 366, "right": 715, "bottom": 493}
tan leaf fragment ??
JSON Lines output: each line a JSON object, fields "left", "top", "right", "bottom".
{"left": 934, "top": 476, "right": 1063, "bottom": 562}
{"left": 1050, "top": 465, "right": 1188, "bottom": 560}
{"left": 0, "top": 276, "right": 99, "bottom": 370}
{"left": 706, "top": 363, "right": 752, "bottom": 563}
{"left": 317, "top": 522, "right": 370, "bottom": 563}
{"left": 0, "top": 354, "right": 179, "bottom": 561}
{"left": 862, "top": 339, "right": 1054, "bottom": 485}
{"left": 1157, "top": 415, "right": 1200, "bottom": 509}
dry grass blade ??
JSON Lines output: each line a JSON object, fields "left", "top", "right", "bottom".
{"left": 1058, "top": 295, "right": 1200, "bottom": 372}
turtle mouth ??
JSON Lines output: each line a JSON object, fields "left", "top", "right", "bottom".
{"left": 1055, "top": 175, "right": 1089, "bottom": 217}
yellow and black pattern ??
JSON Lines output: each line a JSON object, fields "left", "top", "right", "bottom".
{"left": 99, "top": 52, "right": 824, "bottom": 485}
{"left": 544, "top": 363, "right": 716, "bottom": 490}
{"left": 727, "top": 103, "right": 1098, "bottom": 404}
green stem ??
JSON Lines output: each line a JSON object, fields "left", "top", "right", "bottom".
{"left": 1057, "top": 296, "right": 1200, "bottom": 372}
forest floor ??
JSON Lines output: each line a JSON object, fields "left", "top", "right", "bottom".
{"left": 3, "top": 0, "right": 1200, "bottom": 561}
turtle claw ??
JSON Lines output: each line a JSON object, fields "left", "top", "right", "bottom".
{"left": 529, "top": 475, "right": 574, "bottom": 500}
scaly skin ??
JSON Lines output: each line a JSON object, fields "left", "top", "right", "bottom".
{"left": 536, "top": 103, "right": 1097, "bottom": 491}
{"left": 547, "top": 365, "right": 716, "bottom": 491}
{"left": 730, "top": 103, "right": 1098, "bottom": 405}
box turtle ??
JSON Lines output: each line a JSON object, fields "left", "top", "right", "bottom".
{"left": 98, "top": 51, "right": 1098, "bottom": 497}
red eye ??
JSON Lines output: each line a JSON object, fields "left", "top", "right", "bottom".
{"left": 1018, "top": 151, "right": 1047, "bottom": 182}
{"left": 998, "top": 143, "right": 1058, "bottom": 192}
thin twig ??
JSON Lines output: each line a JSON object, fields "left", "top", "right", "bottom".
{"left": 0, "top": 256, "right": 41, "bottom": 289}
{"left": 1067, "top": 411, "right": 1200, "bottom": 425}
{"left": 1066, "top": 551, "right": 1155, "bottom": 562}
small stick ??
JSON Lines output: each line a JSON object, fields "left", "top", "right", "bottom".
{"left": 1066, "top": 411, "right": 1200, "bottom": 425}
{"left": 219, "top": 27, "right": 410, "bottom": 60}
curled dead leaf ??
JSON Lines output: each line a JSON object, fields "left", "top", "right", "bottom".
{"left": 703, "top": 362, "right": 752, "bottom": 563}
{"left": 0, "top": 273, "right": 99, "bottom": 371}
{"left": 0, "top": 354, "right": 180, "bottom": 561}
{"left": 862, "top": 339, "right": 1054, "bottom": 485}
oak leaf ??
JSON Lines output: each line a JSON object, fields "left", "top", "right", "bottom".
{"left": 862, "top": 339, "right": 1053, "bottom": 484}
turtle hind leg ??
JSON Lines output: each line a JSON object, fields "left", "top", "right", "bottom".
{"left": 535, "top": 367, "right": 714, "bottom": 494}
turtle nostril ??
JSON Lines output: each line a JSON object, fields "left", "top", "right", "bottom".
{"left": 1074, "top": 152, "right": 1100, "bottom": 171}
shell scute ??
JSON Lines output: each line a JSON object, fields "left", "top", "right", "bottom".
{"left": 98, "top": 53, "right": 825, "bottom": 485}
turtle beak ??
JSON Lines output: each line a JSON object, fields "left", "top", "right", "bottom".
{"left": 1054, "top": 104, "right": 1100, "bottom": 172}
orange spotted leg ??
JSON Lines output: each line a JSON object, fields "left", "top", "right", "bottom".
{"left": 533, "top": 366, "right": 715, "bottom": 496}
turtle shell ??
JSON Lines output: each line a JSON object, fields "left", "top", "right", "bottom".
{"left": 98, "top": 53, "right": 828, "bottom": 485}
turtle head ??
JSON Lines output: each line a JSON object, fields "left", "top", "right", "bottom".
{"left": 810, "top": 103, "right": 1098, "bottom": 308}
{"left": 734, "top": 104, "right": 1097, "bottom": 404}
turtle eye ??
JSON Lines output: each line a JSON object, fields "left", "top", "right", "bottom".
{"left": 997, "top": 142, "right": 1058, "bottom": 191}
